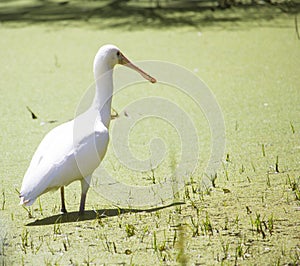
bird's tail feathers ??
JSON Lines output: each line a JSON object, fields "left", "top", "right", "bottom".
{"left": 19, "top": 196, "right": 34, "bottom": 206}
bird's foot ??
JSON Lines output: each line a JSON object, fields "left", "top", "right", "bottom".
{"left": 78, "top": 206, "right": 85, "bottom": 217}
{"left": 60, "top": 207, "right": 67, "bottom": 214}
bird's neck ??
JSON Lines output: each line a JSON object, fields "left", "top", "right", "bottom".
{"left": 93, "top": 68, "right": 113, "bottom": 128}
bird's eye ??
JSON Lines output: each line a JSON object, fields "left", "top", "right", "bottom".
{"left": 116, "top": 51, "right": 120, "bottom": 57}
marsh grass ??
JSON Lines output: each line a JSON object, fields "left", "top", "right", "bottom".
{"left": 176, "top": 225, "right": 188, "bottom": 265}
{"left": 38, "top": 198, "right": 43, "bottom": 216}
{"left": 287, "top": 175, "right": 300, "bottom": 201}
{"left": 202, "top": 212, "right": 214, "bottom": 236}
{"left": 250, "top": 212, "right": 275, "bottom": 239}
{"left": 22, "top": 206, "right": 34, "bottom": 219}
{"left": 289, "top": 121, "right": 295, "bottom": 134}
{"left": 125, "top": 223, "right": 136, "bottom": 238}
{"left": 262, "top": 143, "right": 266, "bottom": 157}
{"left": 1, "top": 190, "right": 5, "bottom": 211}
{"left": 220, "top": 238, "right": 230, "bottom": 261}
{"left": 0, "top": 234, "right": 7, "bottom": 266}
{"left": 83, "top": 249, "right": 95, "bottom": 265}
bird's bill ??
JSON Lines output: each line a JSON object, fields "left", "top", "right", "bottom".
{"left": 119, "top": 53, "right": 156, "bottom": 83}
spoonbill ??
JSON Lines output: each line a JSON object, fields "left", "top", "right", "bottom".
{"left": 19, "top": 44, "right": 156, "bottom": 215}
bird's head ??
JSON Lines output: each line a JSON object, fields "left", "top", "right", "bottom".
{"left": 93, "top": 44, "right": 156, "bottom": 83}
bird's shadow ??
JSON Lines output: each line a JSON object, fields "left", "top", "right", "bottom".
{"left": 26, "top": 201, "right": 184, "bottom": 226}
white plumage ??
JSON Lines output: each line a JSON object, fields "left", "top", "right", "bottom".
{"left": 20, "top": 44, "right": 156, "bottom": 214}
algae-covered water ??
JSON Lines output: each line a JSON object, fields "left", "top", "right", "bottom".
{"left": 0, "top": 2, "right": 299, "bottom": 265}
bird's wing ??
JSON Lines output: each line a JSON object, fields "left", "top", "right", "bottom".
{"left": 20, "top": 115, "right": 109, "bottom": 206}
{"left": 25, "top": 121, "right": 74, "bottom": 174}
{"left": 20, "top": 120, "right": 77, "bottom": 205}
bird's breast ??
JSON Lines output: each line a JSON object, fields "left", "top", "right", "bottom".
{"left": 72, "top": 118, "right": 109, "bottom": 177}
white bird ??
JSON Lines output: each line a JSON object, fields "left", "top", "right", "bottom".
{"left": 19, "top": 44, "right": 156, "bottom": 215}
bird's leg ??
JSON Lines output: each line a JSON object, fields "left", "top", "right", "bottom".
{"left": 60, "top": 186, "right": 67, "bottom": 214}
{"left": 79, "top": 175, "right": 92, "bottom": 215}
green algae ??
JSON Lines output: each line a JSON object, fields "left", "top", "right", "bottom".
{"left": 0, "top": 4, "right": 299, "bottom": 265}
